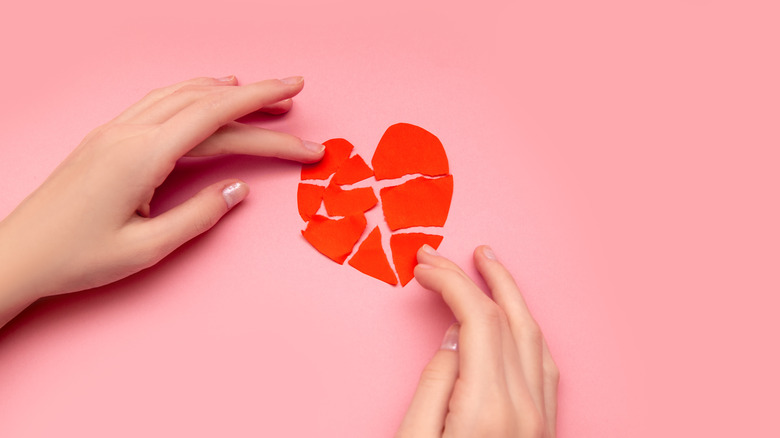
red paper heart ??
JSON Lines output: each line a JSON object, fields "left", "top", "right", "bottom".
{"left": 299, "top": 123, "right": 453, "bottom": 286}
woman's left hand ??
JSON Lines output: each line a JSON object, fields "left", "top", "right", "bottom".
{"left": 0, "top": 75, "right": 323, "bottom": 324}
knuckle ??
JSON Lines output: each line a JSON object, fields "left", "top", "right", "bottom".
{"left": 193, "top": 212, "right": 218, "bottom": 235}
{"left": 198, "top": 91, "right": 231, "bottom": 128}
{"left": 546, "top": 361, "right": 561, "bottom": 384}
{"left": 144, "top": 87, "right": 168, "bottom": 101}
{"left": 520, "top": 410, "right": 545, "bottom": 437}
{"left": 134, "top": 243, "right": 168, "bottom": 270}
{"left": 82, "top": 123, "right": 109, "bottom": 142}
{"left": 480, "top": 302, "right": 508, "bottom": 329}
{"left": 438, "top": 267, "right": 472, "bottom": 291}
{"left": 474, "top": 402, "right": 517, "bottom": 436}
{"left": 173, "top": 84, "right": 208, "bottom": 96}
{"left": 419, "top": 363, "right": 452, "bottom": 387}
{"left": 520, "top": 318, "right": 543, "bottom": 342}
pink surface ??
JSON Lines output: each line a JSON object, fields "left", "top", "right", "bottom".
{"left": 0, "top": 1, "right": 778, "bottom": 436}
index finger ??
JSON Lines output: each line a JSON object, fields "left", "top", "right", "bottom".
{"left": 156, "top": 76, "right": 305, "bottom": 161}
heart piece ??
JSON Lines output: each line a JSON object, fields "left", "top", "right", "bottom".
{"left": 301, "top": 138, "right": 353, "bottom": 180}
{"left": 379, "top": 175, "right": 454, "bottom": 231}
{"left": 348, "top": 226, "right": 398, "bottom": 285}
{"left": 301, "top": 214, "right": 367, "bottom": 264}
{"left": 297, "top": 183, "right": 325, "bottom": 222}
{"left": 372, "top": 123, "right": 449, "bottom": 180}
{"left": 390, "top": 233, "right": 444, "bottom": 286}
{"left": 322, "top": 183, "right": 378, "bottom": 217}
{"left": 332, "top": 154, "right": 374, "bottom": 185}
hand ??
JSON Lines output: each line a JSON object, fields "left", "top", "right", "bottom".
{"left": 0, "top": 76, "right": 324, "bottom": 325}
{"left": 396, "top": 245, "right": 559, "bottom": 438}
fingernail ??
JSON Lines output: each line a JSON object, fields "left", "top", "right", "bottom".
{"left": 216, "top": 75, "right": 235, "bottom": 82}
{"left": 280, "top": 76, "right": 303, "bottom": 85}
{"left": 440, "top": 323, "right": 460, "bottom": 351}
{"left": 222, "top": 182, "right": 249, "bottom": 209}
{"left": 483, "top": 246, "right": 497, "bottom": 260}
{"left": 303, "top": 140, "right": 325, "bottom": 153}
{"left": 422, "top": 244, "right": 439, "bottom": 256}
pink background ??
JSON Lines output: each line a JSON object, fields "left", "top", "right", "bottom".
{"left": 1, "top": 1, "right": 778, "bottom": 436}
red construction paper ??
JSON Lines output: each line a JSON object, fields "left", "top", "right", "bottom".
{"left": 371, "top": 123, "right": 449, "bottom": 180}
{"left": 390, "top": 233, "right": 444, "bottom": 286}
{"left": 379, "top": 175, "right": 454, "bottom": 231}
{"left": 348, "top": 227, "right": 398, "bottom": 285}
{"left": 332, "top": 154, "right": 374, "bottom": 185}
{"left": 301, "top": 138, "right": 353, "bottom": 180}
{"left": 322, "top": 182, "right": 378, "bottom": 217}
{"left": 301, "top": 214, "right": 367, "bottom": 264}
{"left": 296, "top": 183, "right": 325, "bottom": 221}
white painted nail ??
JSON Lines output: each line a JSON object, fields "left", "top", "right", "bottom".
{"left": 440, "top": 323, "right": 460, "bottom": 351}
{"left": 483, "top": 246, "right": 497, "bottom": 260}
{"left": 222, "top": 182, "right": 248, "bottom": 209}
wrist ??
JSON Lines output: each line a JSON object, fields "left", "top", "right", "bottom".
{"left": 0, "top": 218, "right": 49, "bottom": 327}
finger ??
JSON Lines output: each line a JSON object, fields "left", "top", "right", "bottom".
{"left": 396, "top": 324, "right": 460, "bottom": 438}
{"left": 259, "top": 98, "right": 293, "bottom": 115}
{"left": 474, "top": 246, "right": 546, "bottom": 412}
{"left": 415, "top": 245, "right": 496, "bottom": 324}
{"left": 542, "top": 338, "right": 560, "bottom": 437}
{"left": 499, "top": 322, "right": 544, "bottom": 435}
{"left": 132, "top": 180, "right": 249, "bottom": 263}
{"left": 112, "top": 76, "right": 238, "bottom": 124}
{"left": 159, "top": 77, "right": 305, "bottom": 160}
{"left": 414, "top": 246, "right": 506, "bottom": 396}
{"left": 127, "top": 84, "right": 242, "bottom": 125}
{"left": 187, "top": 122, "right": 325, "bottom": 163}
{"left": 130, "top": 82, "right": 294, "bottom": 125}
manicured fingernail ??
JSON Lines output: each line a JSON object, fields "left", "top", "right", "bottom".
{"left": 303, "top": 140, "right": 325, "bottom": 153}
{"left": 440, "top": 323, "right": 460, "bottom": 351}
{"left": 483, "top": 246, "right": 497, "bottom": 260}
{"left": 280, "top": 76, "right": 303, "bottom": 85}
{"left": 216, "top": 75, "right": 235, "bottom": 82}
{"left": 222, "top": 182, "right": 248, "bottom": 209}
{"left": 421, "top": 244, "right": 439, "bottom": 256}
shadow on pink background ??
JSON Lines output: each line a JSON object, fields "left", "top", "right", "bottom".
{"left": 1, "top": 1, "right": 778, "bottom": 436}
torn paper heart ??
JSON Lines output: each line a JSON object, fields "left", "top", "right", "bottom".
{"left": 298, "top": 123, "right": 453, "bottom": 286}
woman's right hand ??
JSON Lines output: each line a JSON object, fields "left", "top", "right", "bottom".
{"left": 396, "top": 245, "right": 559, "bottom": 438}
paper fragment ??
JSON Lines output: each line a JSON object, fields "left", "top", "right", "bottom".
{"left": 322, "top": 183, "right": 378, "bottom": 217}
{"left": 372, "top": 123, "right": 449, "bottom": 180}
{"left": 332, "top": 154, "right": 374, "bottom": 185}
{"left": 390, "top": 233, "right": 444, "bottom": 286}
{"left": 301, "top": 214, "right": 367, "bottom": 264}
{"left": 380, "top": 175, "right": 454, "bottom": 231}
{"left": 297, "top": 183, "right": 325, "bottom": 221}
{"left": 348, "top": 227, "right": 398, "bottom": 285}
{"left": 301, "top": 138, "right": 353, "bottom": 180}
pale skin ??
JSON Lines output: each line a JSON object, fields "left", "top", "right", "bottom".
{"left": 0, "top": 76, "right": 558, "bottom": 437}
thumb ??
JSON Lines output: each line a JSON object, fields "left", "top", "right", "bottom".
{"left": 144, "top": 179, "right": 249, "bottom": 255}
{"left": 396, "top": 323, "right": 460, "bottom": 438}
